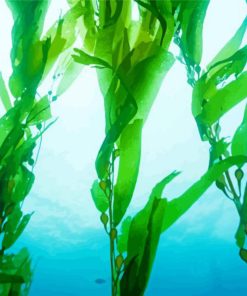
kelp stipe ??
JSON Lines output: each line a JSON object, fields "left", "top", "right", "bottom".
{"left": 0, "top": 1, "right": 84, "bottom": 294}
{"left": 176, "top": 7, "right": 247, "bottom": 263}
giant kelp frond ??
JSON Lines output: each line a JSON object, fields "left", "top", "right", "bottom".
{"left": 120, "top": 156, "right": 247, "bottom": 295}
{"left": 73, "top": 0, "right": 176, "bottom": 227}
{"left": 0, "top": 1, "right": 85, "bottom": 294}
{"left": 180, "top": 11, "right": 247, "bottom": 264}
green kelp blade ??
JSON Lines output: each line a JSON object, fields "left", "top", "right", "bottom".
{"left": 155, "top": 0, "right": 175, "bottom": 49}
{"left": 72, "top": 48, "right": 111, "bottom": 68}
{"left": 0, "top": 274, "right": 24, "bottom": 284}
{"left": 26, "top": 96, "right": 52, "bottom": 126}
{"left": 90, "top": 180, "right": 109, "bottom": 213}
{"left": 112, "top": 50, "right": 174, "bottom": 220}
{"left": 232, "top": 104, "right": 247, "bottom": 157}
{"left": 117, "top": 216, "right": 132, "bottom": 254}
{"left": 0, "top": 123, "right": 24, "bottom": 161}
{"left": 113, "top": 119, "right": 143, "bottom": 225}
{"left": 56, "top": 56, "right": 84, "bottom": 96}
{"left": 42, "top": 1, "right": 84, "bottom": 78}
{"left": 198, "top": 71, "right": 247, "bottom": 126}
{"left": 2, "top": 213, "right": 32, "bottom": 250}
{"left": 125, "top": 171, "right": 179, "bottom": 262}
{"left": 126, "top": 47, "right": 175, "bottom": 122}
{"left": 121, "top": 198, "right": 167, "bottom": 296}
{"left": 235, "top": 224, "right": 246, "bottom": 248}
{"left": 175, "top": 0, "right": 210, "bottom": 65}
{"left": 6, "top": 0, "right": 51, "bottom": 97}
{"left": 134, "top": 0, "right": 168, "bottom": 46}
{"left": 120, "top": 172, "right": 179, "bottom": 295}
{"left": 192, "top": 46, "right": 247, "bottom": 136}
{"left": 162, "top": 156, "right": 247, "bottom": 232}
{"left": 95, "top": 92, "right": 138, "bottom": 179}
{"left": 0, "top": 72, "right": 11, "bottom": 111}
{"left": 207, "top": 17, "right": 247, "bottom": 70}
{"left": 239, "top": 248, "right": 247, "bottom": 263}
{"left": 10, "top": 166, "right": 35, "bottom": 204}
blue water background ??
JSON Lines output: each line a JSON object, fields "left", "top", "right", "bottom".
{"left": 17, "top": 212, "right": 247, "bottom": 296}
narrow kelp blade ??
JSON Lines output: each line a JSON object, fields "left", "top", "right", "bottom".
{"left": 192, "top": 46, "right": 247, "bottom": 138}
{"left": 162, "top": 156, "right": 247, "bottom": 232}
{"left": 113, "top": 119, "right": 143, "bottom": 225}
{"left": 231, "top": 104, "right": 247, "bottom": 157}
{"left": 120, "top": 172, "right": 179, "bottom": 295}
{"left": 207, "top": 16, "right": 247, "bottom": 70}
{"left": 173, "top": 0, "right": 210, "bottom": 65}
{"left": 0, "top": 72, "right": 11, "bottom": 111}
{"left": 42, "top": 0, "right": 84, "bottom": 78}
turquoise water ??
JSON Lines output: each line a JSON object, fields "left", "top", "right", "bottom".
{"left": 22, "top": 230, "right": 247, "bottom": 296}
{"left": 17, "top": 207, "right": 247, "bottom": 296}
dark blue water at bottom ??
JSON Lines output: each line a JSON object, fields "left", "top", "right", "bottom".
{"left": 17, "top": 225, "right": 247, "bottom": 296}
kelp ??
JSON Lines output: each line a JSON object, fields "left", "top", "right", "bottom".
{"left": 1, "top": 1, "right": 245, "bottom": 295}
{"left": 121, "top": 156, "right": 247, "bottom": 295}
{"left": 72, "top": 1, "right": 178, "bottom": 294}
{"left": 71, "top": 1, "right": 247, "bottom": 295}
{"left": 0, "top": 1, "right": 84, "bottom": 294}
{"left": 177, "top": 11, "right": 247, "bottom": 263}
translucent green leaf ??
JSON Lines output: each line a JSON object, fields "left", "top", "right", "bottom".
{"left": 2, "top": 213, "right": 32, "bottom": 250}
{"left": 0, "top": 124, "right": 24, "bottom": 162}
{"left": 42, "top": 1, "right": 84, "bottom": 78}
{"left": 232, "top": 104, "right": 247, "bottom": 157}
{"left": 198, "top": 71, "right": 247, "bottom": 126}
{"left": 117, "top": 216, "right": 132, "bottom": 254}
{"left": 6, "top": 0, "right": 51, "bottom": 97}
{"left": 26, "top": 96, "right": 52, "bottom": 126}
{"left": 235, "top": 224, "right": 246, "bottom": 248}
{"left": 0, "top": 274, "right": 24, "bottom": 284}
{"left": 239, "top": 248, "right": 247, "bottom": 263}
{"left": 120, "top": 171, "right": 178, "bottom": 295}
{"left": 0, "top": 72, "right": 11, "bottom": 111}
{"left": 176, "top": 0, "right": 210, "bottom": 65}
{"left": 207, "top": 17, "right": 247, "bottom": 69}
{"left": 162, "top": 156, "right": 247, "bottom": 232}
{"left": 11, "top": 166, "right": 35, "bottom": 203}
{"left": 90, "top": 180, "right": 109, "bottom": 213}
{"left": 56, "top": 57, "right": 84, "bottom": 96}
{"left": 113, "top": 119, "right": 143, "bottom": 225}
{"left": 72, "top": 48, "right": 111, "bottom": 68}
{"left": 121, "top": 196, "right": 167, "bottom": 295}
{"left": 192, "top": 47, "right": 247, "bottom": 135}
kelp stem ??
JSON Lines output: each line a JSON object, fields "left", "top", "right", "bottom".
{"left": 108, "top": 151, "right": 117, "bottom": 296}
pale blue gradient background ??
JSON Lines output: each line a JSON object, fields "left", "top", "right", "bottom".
{"left": 0, "top": 1, "right": 247, "bottom": 295}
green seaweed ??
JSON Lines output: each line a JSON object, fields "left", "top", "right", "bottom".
{"left": 1, "top": 1, "right": 246, "bottom": 295}
{"left": 72, "top": 1, "right": 247, "bottom": 295}
{"left": 178, "top": 10, "right": 247, "bottom": 264}
{"left": 0, "top": 1, "right": 85, "bottom": 294}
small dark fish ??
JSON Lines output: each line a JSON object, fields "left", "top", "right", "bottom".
{"left": 95, "top": 278, "right": 106, "bottom": 285}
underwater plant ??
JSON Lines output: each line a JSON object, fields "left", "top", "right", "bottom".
{"left": 0, "top": 1, "right": 246, "bottom": 295}
{"left": 176, "top": 10, "right": 247, "bottom": 264}
{"left": 0, "top": 1, "right": 84, "bottom": 294}
{"left": 73, "top": 1, "right": 247, "bottom": 295}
